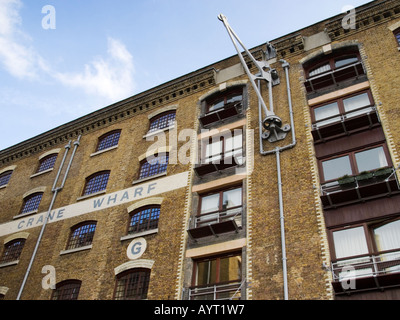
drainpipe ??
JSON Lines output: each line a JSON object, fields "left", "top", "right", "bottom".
{"left": 16, "top": 136, "right": 81, "bottom": 300}
{"left": 258, "top": 60, "right": 296, "bottom": 300}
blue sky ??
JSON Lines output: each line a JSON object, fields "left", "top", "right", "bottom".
{"left": 0, "top": 0, "right": 372, "bottom": 151}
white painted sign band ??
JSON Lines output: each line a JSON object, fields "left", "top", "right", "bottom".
{"left": 0, "top": 171, "right": 189, "bottom": 237}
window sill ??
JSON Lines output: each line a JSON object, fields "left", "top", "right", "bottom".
{"left": 77, "top": 190, "right": 107, "bottom": 201}
{"left": 13, "top": 210, "right": 38, "bottom": 220}
{"left": 120, "top": 228, "right": 158, "bottom": 241}
{"left": 30, "top": 168, "right": 54, "bottom": 179}
{"left": 90, "top": 145, "right": 118, "bottom": 157}
{"left": 60, "top": 244, "right": 92, "bottom": 256}
{"left": 0, "top": 260, "right": 19, "bottom": 268}
{"left": 132, "top": 171, "right": 167, "bottom": 185}
{"left": 0, "top": 184, "right": 7, "bottom": 190}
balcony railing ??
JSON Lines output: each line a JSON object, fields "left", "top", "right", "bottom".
{"left": 199, "top": 101, "right": 243, "bottom": 127}
{"left": 187, "top": 207, "right": 242, "bottom": 239}
{"left": 311, "top": 105, "right": 380, "bottom": 142}
{"left": 320, "top": 167, "right": 400, "bottom": 209}
{"left": 305, "top": 61, "right": 366, "bottom": 94}
{"left": 331, "top": 248, "right": 400, "bottom": 294}
{"left": 188, "top": 280, "right": 243, "bottom": 300}
{"left": 194, "top": 149, "right": 243, "bottom": 177}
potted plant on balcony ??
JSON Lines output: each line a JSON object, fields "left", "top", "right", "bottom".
{"left": 338, "top": 174, "right": 355, "bottom": 188}
{"left": 374, "top": 167, "right": 393, "bottom": 180}
{"left": 356, "top": 170, "right": 374, "bottom": 185}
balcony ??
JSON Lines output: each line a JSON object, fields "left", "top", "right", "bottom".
{"left": 187, "top": 207, "right": 242, "bottom": 240}
{"left": 199, "top": 101, "right": 242, "bottom": 127}
{"left": 188, "top": 280, "right": 243, "bottom": 300}
{"left": 312, "top": 105, "right": 380, "bottom": 142}
{"left": 194, "top": 152, "right": 243, "bottom": 177}
{"left": 331, "top": 249, "right": 400, "bottom": 295}
{"left": 320, "top": 167, "right": 400, "bottom": 209}
{"left": 305, "top": 61, "right": 366, "bottom": 95}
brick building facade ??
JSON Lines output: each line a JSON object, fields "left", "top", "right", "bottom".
{"left": 1, "top": 0, "right": 400, "bottom": 300}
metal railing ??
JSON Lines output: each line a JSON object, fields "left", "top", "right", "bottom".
{"left": 194, "top": 207, "right": 242, "bottom": 229}
{"left": 320, "top": 167, "right": 400, "bottom": 209}
{"left": 331, "top": 249, "right": 400, "bottom": 282}
{"left": 306, "top": 61, "right": 366, "bottom": 93}
{"left": 188, "top": 280, "right": 243, "bottom": 300}
{"left": 321, "top": 166, "right": 399, "bottom": 196}
{"left": 311, "top": 105, "right": 378, "bottom": 130}
{"left": 199, "top": 101, "right": 243, "bottom": 126}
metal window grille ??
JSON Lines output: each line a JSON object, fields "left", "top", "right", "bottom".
{"left": 149, "top": 112, "right": 176, "bottom": 133}
{"left": 1, "top": 239, "right": 25, "bottom": 264}
{"left": 21, "top": 193, "right": 43, "bottom": 214}
{"left": 83, "top": 171, "right": 110, "bottom": 195}
{"left": 114, "top": 269, "right": 150, "bottom": 300}
{"left": 128, "top": 206, "right": 160, "bottom": 234}
{"left": 66, "top": 222, "right": 97, "bottom": 250}
{"left": 0, "top": 171, "right": 12, "bottom": 187}
{"left": 97, "top": 131, "right": 121, "bottom": 152}
{"left": 139, "top": 154, "right": 169, "bottom": 179}
{"left": 37, "top": 154, "right": 57, "bottom": 173}
{"left": 52, "top": 281, "right": 81, "bottom": 300}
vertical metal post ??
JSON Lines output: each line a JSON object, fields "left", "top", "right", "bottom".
{"left": 16, "top": 136, "right": 80, "bottom": 300}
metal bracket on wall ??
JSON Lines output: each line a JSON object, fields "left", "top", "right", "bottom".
{"left": 218, "top": 14, "right": 290, "bottom": 143}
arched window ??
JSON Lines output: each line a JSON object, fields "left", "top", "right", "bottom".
{"left": 82, "top": 171, "right": 110, "bottom": 196}
{"left": 394, "top": 28, "right": 400, "bottom": 46}
{"left": 36, "top": 154, "right": 58, "bottom": 173}
{"left": 303, "top": 47, "right": 365, "bottom": 94}
{"left": 114, "top": 269, "right": 151, "bottom": 300}
{"left": 96, "top": 130, "right": 121, "bottom": 152}
{"left": 199, "top": 86, "right": 244, "bottom": 127}
{"left": 205, "top": 88, "right": 243, "bottom": 113}
{"left": 148, "top": 111, "right": 176, "bottom": 133}
{"left": 20, "top": 192, "right": 43, "bottom": 214}
{"left": 138, "top": 154, "right": 168, "bottom": 179}
{"left": 66, "top": 221, "right": 97, "bottom": 250}
{"left": 0, "top": 239, "right": 25, "bottom": 264}
{"left": 0, "top": 170, "right": 13, "bottom": 187}
{"left": 51, "top": 280, "right": 81, "bottom": 300}
{"left": 128, "top": 206, "right": 160, "bottom": 234}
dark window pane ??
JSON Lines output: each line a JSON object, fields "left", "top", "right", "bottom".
{"left": 128, "top": 206, "right": 160, "bottom": 234}
{"left": 83, "top": 171, "right": 110, "bottom": 195}
{"left": 149, "top": 112, "right": 176, "bottom": 133}
{"left": 37, "top": 154, "right": 57, "bottom": 173}
{"left": 139, "top": 154, "right": 168, "bottom": 179}
{"left": 1, "top": 239, "right": 25, "bottom": 263}
{"left": 66, "top": 222, "right": 97, "bottom": 250}
{"left": 0, "top": 171, "right": 12, "bottom": 187}
{"left": 114, "top": 269, "right": 150, "bottom": 300}
{"left": 21, "top": 193, "right": 43, "bottom": 214}
{"left": 97, "top": 131, "right": 121, "bottom": 151}
{"left": 52, "top": 281, "right": 81, "bottom": 300}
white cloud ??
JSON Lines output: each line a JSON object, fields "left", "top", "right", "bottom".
{"left": 53, "top": 37, "right": 136, "bottom": 102}
{"left": 0, "top": 0, "right": 21, "bottom": 35}
{"left": 0, "top": 0, "right": 136, "bottom": 102}
{"left": 0, "top": 0, "right": 39, "bottom": 79}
